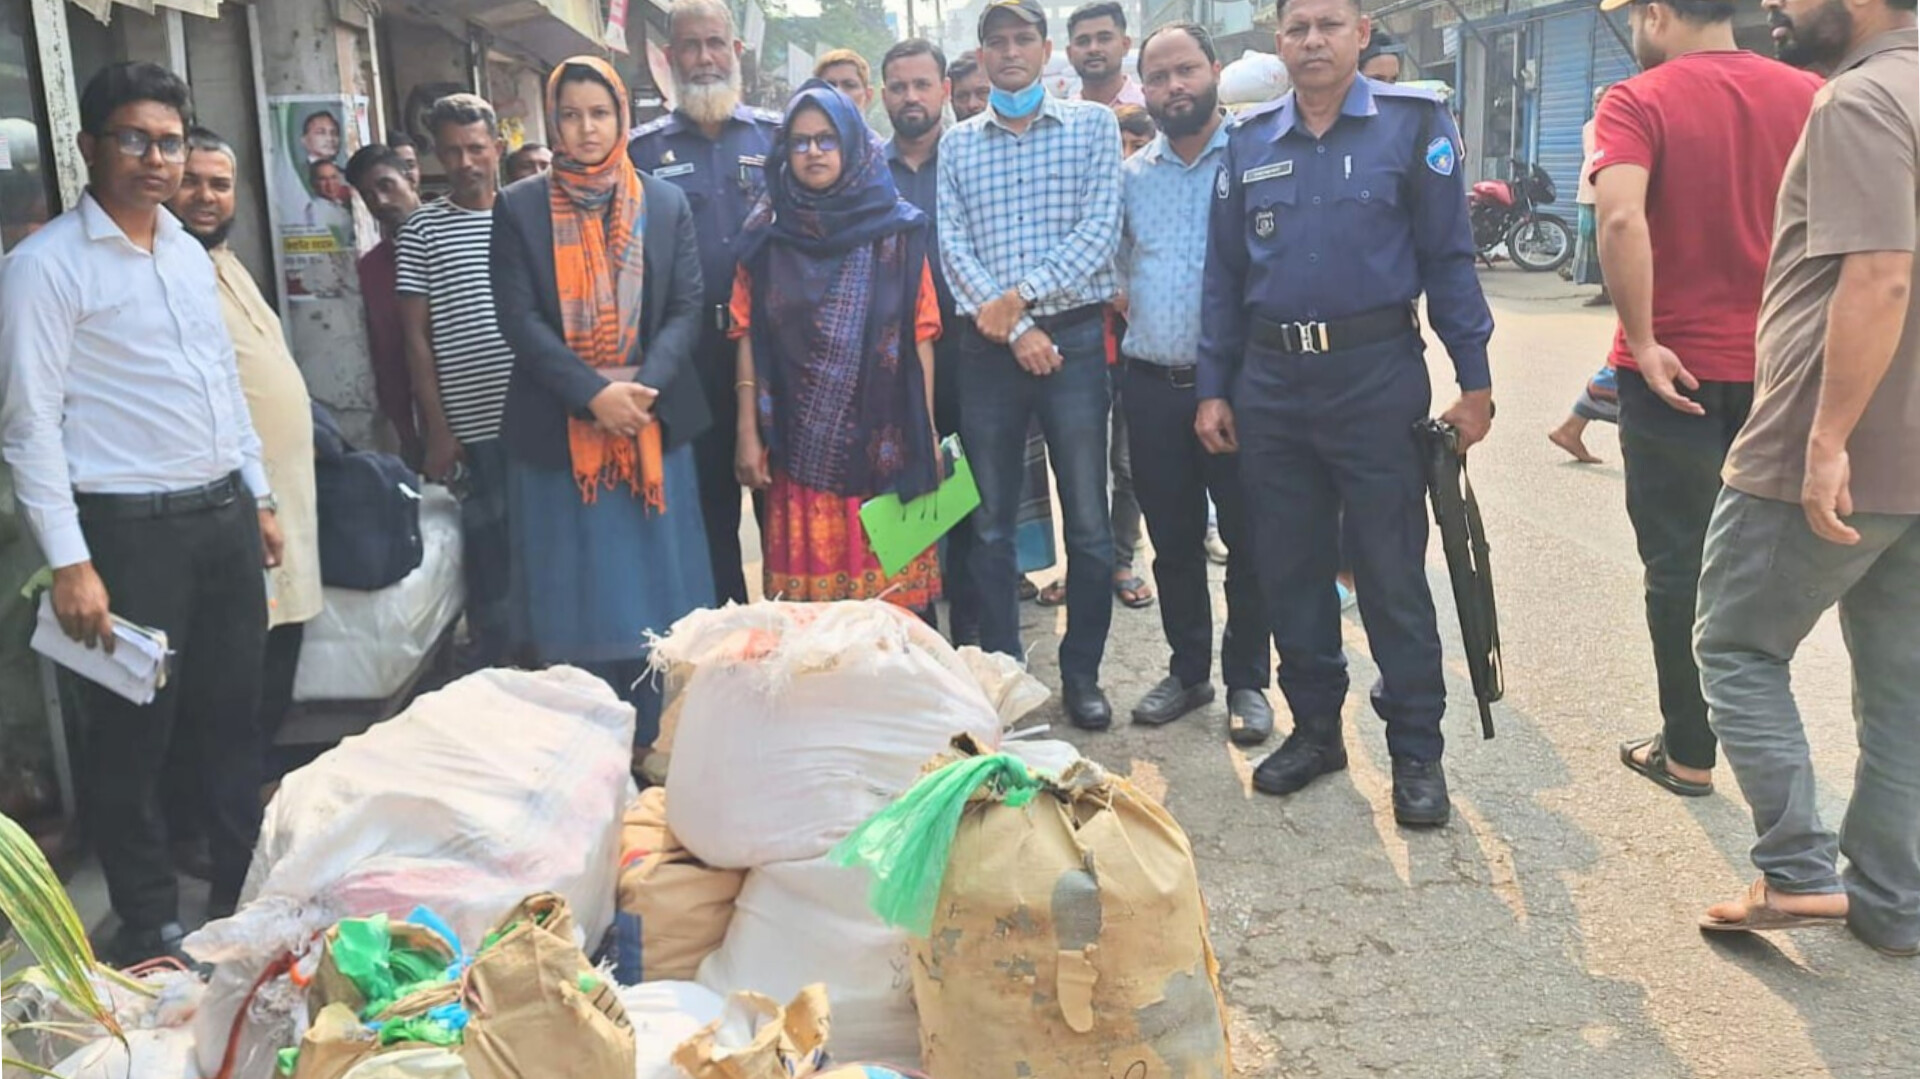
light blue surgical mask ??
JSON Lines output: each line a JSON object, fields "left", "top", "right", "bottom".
{"left": 989, "top": 79, "right": 1046, "bottom": 119}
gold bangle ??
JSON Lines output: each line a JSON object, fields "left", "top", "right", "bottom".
{"left": 736, "top": 380, "right": 757, "bottom": 390}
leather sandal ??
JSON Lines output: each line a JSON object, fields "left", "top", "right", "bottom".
{"left": 1619, "top": 735, "right": 1713, "bottom": 797}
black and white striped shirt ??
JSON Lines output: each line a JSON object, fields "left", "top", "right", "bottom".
{"left": 395, "top": 198, "right": 514, "bottom": 443}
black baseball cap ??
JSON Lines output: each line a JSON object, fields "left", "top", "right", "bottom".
{"left": 979, "top": 0, "right": 1048, "bottom": 40}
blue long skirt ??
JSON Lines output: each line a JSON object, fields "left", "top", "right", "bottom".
{"left": 508, "top": 444, "right": 714, "bottom": 744}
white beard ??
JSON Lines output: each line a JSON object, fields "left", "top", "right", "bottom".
{"left": 678, "top": 68, "right": 743, "bottom": 127}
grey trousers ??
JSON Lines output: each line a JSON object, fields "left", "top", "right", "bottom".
{"left": 1695, "top": 487, "right": 1920, "bottom": 953}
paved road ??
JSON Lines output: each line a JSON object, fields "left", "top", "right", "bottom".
{"left": 1008, "top": 269, "right": 1919, "bottom": 1079}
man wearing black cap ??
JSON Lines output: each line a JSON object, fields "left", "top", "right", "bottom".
{"left": 1360, "top": 29, "right": 1405, "bottom": 82}
{"left": 939, "top": 0, "right": 1124, "bottom": 729}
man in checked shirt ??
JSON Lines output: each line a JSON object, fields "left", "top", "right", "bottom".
{"left": 940, "top": 0, "right": 1124, "bottom": 730}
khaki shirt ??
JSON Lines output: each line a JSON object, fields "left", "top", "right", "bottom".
{"left": 212, "top": 247, "right": 323, "bottom": 626}
{"left": 1725, "top": 29, "right": 1920, "bottom": 513}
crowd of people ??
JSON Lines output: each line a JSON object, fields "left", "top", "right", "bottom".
{"left": 0, "top": 0, "right": 1913, "bottom": 972}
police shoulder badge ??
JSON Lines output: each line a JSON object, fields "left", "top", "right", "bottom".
{"left": 1425, "top": 136, "right": 1457, "bottom": 177}
{"left": 1253, "top": 208, "right": 1275, "bottom": 239}
{"left": 1215, "top": 166, "right": 1230, "bottom": 200}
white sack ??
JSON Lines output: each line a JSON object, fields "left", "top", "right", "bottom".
{"left": 696, "top": 857, "right": 919, "bottom": 1068}
{"left": 53, "top": 1028, "right": 199, "bottom": 1078}
{"left": 657, "top": 601, "right": 1005, "bottom": 869}
{"left": 187, "top": 666, "right": 636, "bottom": 1079}
{"left": 618, "top": 981, "right": 727, "bottom": 1079}
{"left": 294, "top": 485, "right": 463, "bottom": 702}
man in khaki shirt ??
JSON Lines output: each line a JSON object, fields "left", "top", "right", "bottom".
{"left": 1692, "top": 0, "right": 1918, "bottom": 955}
{"left": 169, "top": 129, "right": 321, "bottom": 739}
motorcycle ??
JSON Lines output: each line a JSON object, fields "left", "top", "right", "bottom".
{"left": 1469, "top": 160, "right": 1573, "bottom": 273}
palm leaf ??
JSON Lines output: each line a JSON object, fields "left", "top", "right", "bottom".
{"left": 0, "top": 812, "right": 123, "bottom": 1039}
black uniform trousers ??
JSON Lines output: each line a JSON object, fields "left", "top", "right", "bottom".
{"left": 1123, "top": 360, "right": 1271, "bottom": 690}
{"left": 77, "top": 494, "right": 268, "bottom": 929}
{"left": 688, "top": 326, "right": 764, "bottom": 606}
{"left": 932, "top": 333, "right": 980, "bottom": 642}
{"left": 1235, "top": 335, "right": 1447, "bottom": 763}
{"left": 1616, "top": 369, "right": 1753, "bottom": 771}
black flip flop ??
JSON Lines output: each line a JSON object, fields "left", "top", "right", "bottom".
{"left": 1619, "top": 735, "right": 1713, "bottom": 797}
{"left": 1114, "top": 575, "right": 1156, "bottom": 609}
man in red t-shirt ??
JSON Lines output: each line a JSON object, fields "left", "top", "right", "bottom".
{"left": 1590, "top": 0, "right": 1820, "bottom": 799}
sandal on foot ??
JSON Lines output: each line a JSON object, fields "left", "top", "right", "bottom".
{"left": 1114, "top": 575, "right": 1155, "bottom": 609}
{"left": 1701, "top": 878, "right": 1847, "bottom": 933}
{"left": 1018, "top": 578, "right": 1039, "bottom": 602}
{"left": 1618, "top": 735, "right": 1713, "bottom": 797}
{"left": 1036, "top": 580, "right": 1068, "bottom": 607}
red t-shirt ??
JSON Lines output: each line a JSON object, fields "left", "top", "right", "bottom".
{"left": 1590, "top": 51, "right": 1821, "bottom": 382}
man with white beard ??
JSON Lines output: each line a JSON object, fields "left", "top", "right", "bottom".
{"left": 629, "top": 0, "right": 780, "bottom": 605}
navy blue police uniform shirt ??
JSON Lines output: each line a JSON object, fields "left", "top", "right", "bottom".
{"left": 629, "top": 105, "right": 782, "bottom": 313}
{"left": 1197, "top": 77, "right": 1494, "bottom": 401}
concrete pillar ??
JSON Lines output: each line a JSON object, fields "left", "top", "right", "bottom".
{"left": 250, "top": 0, "right": 383, "bottom": 448}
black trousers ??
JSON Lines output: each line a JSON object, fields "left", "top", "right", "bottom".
{"left": 933, "top": 334, "right": 980, "bottom": 642}
{"left": 689, "top": 329, "right": 764, "bottom": 606}
{"left": 460, "top": 437, "right": 513, "bottom": 666}
{"left": 78, "top": 496, "right": 267, "bottom": 929}
{"left": 1616, "top": 369, "right": 1754, "bottom": 770}
{"left": 1123, "top": 362, "right": 1271, "bottom": 690}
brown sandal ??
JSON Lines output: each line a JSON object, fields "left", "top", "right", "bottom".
{"left": 1700, "top": 878, "right": 1847, "bottom": 933}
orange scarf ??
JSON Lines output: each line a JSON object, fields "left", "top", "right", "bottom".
{"left": 546, "top": 57, "right": 664, "bottom": 510}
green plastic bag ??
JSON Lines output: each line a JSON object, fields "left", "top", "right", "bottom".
{"left": 830, "top": 753, "right": 1041, "bottom": 936}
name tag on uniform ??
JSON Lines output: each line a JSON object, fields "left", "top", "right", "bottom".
{"left": 654, "top": 162, "right": 696, "bottom": 179}
{"left": 1242, "top": 161, "right": 1294, "bottom": 185}
{"left": 738, "top": 154, "right": 766, "bottom": 168}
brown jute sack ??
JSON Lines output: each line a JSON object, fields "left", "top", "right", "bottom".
{"left": 911, "top": 761, "right": 1231, "bottom": 1079}
{"left": 617, "top": 788, "right": 747, "bottom": 980}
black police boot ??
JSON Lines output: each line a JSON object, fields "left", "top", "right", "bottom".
{"left": 1252, "top": 714, "right": 1347, "bottom": 796}
{"left": 1063, "top": 681, "right": 1114, "bottom": 732}
{"left": 102, "top": 921, "right": 191, "bottom": 969}
{"left": 1131, "top": 676, "right": 1215, "bottom": 726}
{"left": 1391, "top": 757, "right": 1452, "bottom": 827}
{"left": 1226, "top": 688, "right": 1274, "bottom": 747}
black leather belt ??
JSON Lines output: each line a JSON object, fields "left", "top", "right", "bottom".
{"left": 1032, "top": 304, "right": 1103, "bottom": 334}
{"left": 75, "top": 472, "right": 244, "bottom": 521}
{"left": 1251, "top": 304, "right": 1419, "bottom": 355}
{"left": 1125, "top": 357, "right": 1197, "bottom": 389}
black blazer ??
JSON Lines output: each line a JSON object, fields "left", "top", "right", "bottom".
{"left": 491, "top": 171, "right": 710, "bottom": 469}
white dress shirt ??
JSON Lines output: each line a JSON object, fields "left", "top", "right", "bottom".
{"left": 0, "top": 192, "right": 269, "bottom": 569}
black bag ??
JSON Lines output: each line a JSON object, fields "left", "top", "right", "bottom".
{"left": 312, "top": 403, "right": 424, "bottom": 590}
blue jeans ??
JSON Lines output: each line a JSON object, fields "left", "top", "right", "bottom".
{"left": 959, "top": 317, "right": 1114, "bottom": 686}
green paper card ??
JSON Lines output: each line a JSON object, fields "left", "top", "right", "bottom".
{"left": 860, "top": 435, "right": 981, "bottom": 578}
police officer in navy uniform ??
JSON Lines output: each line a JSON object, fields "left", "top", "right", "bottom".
{"left": 629, "top": 0, "right": 781, "bottom": 605}
{"left": 1197, "top": 0, "right": 1494, "bottom": 827}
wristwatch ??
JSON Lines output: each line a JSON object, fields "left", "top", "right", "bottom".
{"left": 1015, "top": 281, "right": 1038, "bottom": 305}
{"left": 257, "top": 494, "right": 279, "bottom": 514}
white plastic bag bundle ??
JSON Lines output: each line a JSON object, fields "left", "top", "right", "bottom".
{"left": 1221, "top": 51, "right": 1290, "bottom": 107}
{"left": 696, "top": 857, "right": 919, "bottom": 1068}
{"left": 187, "top": 666, "right": 637, "bottom": 1079}
{"left": 654, "top": 601, "right": 1007, "bottom": 869}
{"left": 619, "top": 981, "right": 727, "bottom": 1079}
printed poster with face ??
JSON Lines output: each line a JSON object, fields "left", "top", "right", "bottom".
{"left": 267, "top": 94, "right": 370, "bottom": 301}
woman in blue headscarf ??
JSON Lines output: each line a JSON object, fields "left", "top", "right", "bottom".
{"left": 729, "top": 80, "right": 943, "bottom": 608}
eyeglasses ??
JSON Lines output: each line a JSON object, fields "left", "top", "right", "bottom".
{"left": 789, "top": 134, "right": 841, "bottom": 155}
{"left": 112, "top": 129, "right": 188, "bottom": 162}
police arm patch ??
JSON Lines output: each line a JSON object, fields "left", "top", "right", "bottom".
{"left": 1216, "top": 165, "right": 1230, "bottom": 200}
{"left": 1425, "top": 136, "right": 1457, "bottom": 177}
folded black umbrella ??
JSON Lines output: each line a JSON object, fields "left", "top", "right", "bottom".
{"left": 1414, "top": 418, "right": 1504, "bottom": 740}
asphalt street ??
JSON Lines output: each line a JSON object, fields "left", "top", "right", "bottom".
{"left": 1007, "top": 269, "right": 1919, "bottom": 1079}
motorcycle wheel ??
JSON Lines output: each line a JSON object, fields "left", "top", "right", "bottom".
{"left": 1507, "top": 215, "right": 1573, "bottom": 273}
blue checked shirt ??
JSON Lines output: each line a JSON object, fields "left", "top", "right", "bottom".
{"left": 937, "top": 95, "right": 1122, "bottom": 342}
{"left": 1117, "top": 121, "right": 1232, "bottom": 365}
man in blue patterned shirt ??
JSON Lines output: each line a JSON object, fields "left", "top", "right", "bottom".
{"left": 939, "top": 0, "right": 1124, "bottom": 730}
{"left": 1118, "top": 23, "right": 1276, "bottom": 745}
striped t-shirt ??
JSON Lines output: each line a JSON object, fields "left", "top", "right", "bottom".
{"left": 395, "top": 198, "right": 513, "bottom": 443}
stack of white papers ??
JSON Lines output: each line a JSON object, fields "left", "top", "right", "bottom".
{"left": 30, "top": 592, "right": 171, "bottom": 704}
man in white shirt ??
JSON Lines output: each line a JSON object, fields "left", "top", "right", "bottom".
{"left": 0, "top": 62, "right": 281, "bottom": 966}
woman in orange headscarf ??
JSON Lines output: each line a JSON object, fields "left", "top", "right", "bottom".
{"left": 491, "top": 56, "right": 713, "bottom": 738}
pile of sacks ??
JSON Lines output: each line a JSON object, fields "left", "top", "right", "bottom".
{"left": 182, "top": 666, "right": 639, "bottom": 1079}
{"left": 618, "top": 601, "right": 1045, "bottom": 1067}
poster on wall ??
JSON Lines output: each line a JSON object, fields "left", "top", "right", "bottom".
{"left": 267, "top": 94, "right": 370, "bottom": 301}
